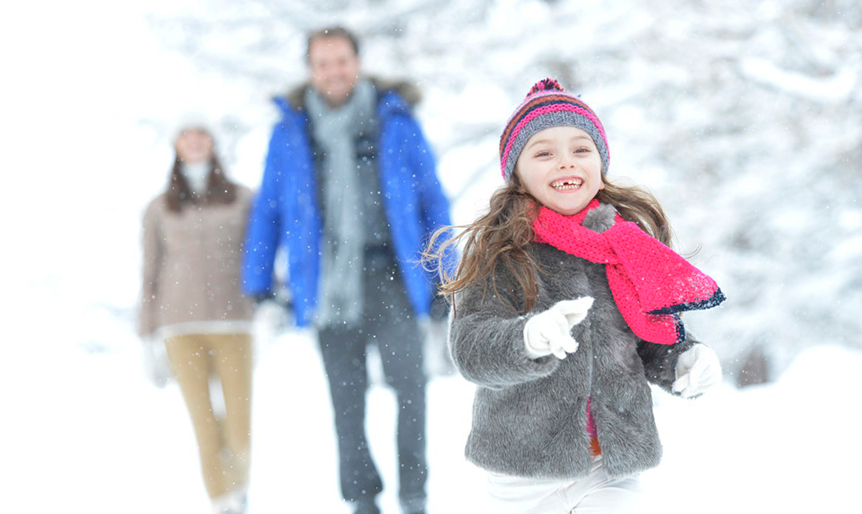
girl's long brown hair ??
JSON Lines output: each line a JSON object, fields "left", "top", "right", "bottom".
{"left": 424, "top": 174, "right": 673, "bottom": 314}
{"left": 165, "top": 131, "right": 236, "bottom": 212}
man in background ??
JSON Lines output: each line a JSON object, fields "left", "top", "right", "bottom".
{"left": 242, "top": 26, "right": 452, "bottom": 514}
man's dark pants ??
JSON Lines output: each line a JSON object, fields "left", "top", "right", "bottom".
{"left": 317, "top": 248, "right": 427, "bottom": 507}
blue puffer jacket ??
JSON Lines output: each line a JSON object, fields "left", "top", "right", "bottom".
{"left": 242, "top": 81, "right": 453, "bottom": 327}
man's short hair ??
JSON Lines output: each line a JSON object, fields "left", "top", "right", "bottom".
{"left": 306, "top": 26, "right": 360, "bottom": 61}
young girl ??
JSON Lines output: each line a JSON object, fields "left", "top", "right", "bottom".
{"left": 139, "top": 126, "right": 255, "bottom": 514}
{"left": 431, "top": 79, "right": 725, "bottom": 513}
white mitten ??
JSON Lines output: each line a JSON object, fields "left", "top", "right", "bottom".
{"left": 142, "top": 337, "right": 171, "bottom": 388}
{"left": 523, "top": 297, "right": 594, "bottom": 359}
{"left": 672, "top": 344, "right": 722, "bottom": 398}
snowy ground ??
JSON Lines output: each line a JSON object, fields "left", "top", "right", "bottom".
{"left": 3, "top": 321, "right": 861, "bottom": 514}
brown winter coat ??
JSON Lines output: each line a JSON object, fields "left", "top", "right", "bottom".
{"left": 139, "top": 185, "right": 255, "bottom": 337}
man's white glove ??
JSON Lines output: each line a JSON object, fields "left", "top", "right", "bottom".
{"left": 672, "top": 344, "right": 722, "bottom": 398}
{"left": 418, "top": 316, "right": 455, "bottom": 377}
{"left": 523, "top": 297, "right": 594, "bottom": 359}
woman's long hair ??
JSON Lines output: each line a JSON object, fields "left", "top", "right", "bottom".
{"left": 424, "top": 174, "right": 673, "bottom": 314}
{"left": 165, "top": 131, "right": 236, "bottom": 212}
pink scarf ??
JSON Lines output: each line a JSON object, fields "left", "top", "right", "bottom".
{"left": 532, "top": 200, "right": 724, "bottom": 345}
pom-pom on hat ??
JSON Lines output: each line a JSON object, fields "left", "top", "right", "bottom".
{"left": 499, "top": 78, "right": 609, "bottom": 182}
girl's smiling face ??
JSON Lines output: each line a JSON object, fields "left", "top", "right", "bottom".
{"left": 515, "top": 126, "right": 604, "bottom": 215}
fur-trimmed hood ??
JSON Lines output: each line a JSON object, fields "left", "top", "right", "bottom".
{"left": 279, "top": 76, "right": 422, "bottom": 112}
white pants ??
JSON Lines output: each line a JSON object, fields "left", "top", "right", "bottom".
{"left": 486, "top": 456, "right": 642, "bottom": 514}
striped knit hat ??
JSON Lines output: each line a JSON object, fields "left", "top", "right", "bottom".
{"left": 499, "top": 78, "right": 609, "bottom": 182}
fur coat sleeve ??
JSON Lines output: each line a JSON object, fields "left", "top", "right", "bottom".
{"left": 448, "top": 272, "right": 561, "bottom": 390}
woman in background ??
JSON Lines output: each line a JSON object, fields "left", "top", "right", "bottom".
{"left": 139, "top": 125, "right": 254, "bottom": 514}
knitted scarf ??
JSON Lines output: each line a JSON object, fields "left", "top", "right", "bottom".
{"left": 532, "top": 200, "right": 725, "bottom": 345}
{"left": 305, "top": 79, "right": 377, "bottom": 327}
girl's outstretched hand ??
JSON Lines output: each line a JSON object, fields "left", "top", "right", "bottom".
{"left": 523, "top": 297, "right": 594, "bottom": 359}
{"left": 672, "top": 344, "right": 722, "bottom": 398}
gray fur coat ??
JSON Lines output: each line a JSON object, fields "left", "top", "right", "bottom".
{"left": 448, "top": 203, "right": 697, "bottom": 479}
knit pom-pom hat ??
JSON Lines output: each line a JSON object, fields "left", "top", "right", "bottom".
{"left": 499, "top": 78, "right": 610, "bottom": 182}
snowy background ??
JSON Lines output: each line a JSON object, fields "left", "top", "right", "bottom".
{"left": 2, "top": 0, "right": 861, "bottom": 512}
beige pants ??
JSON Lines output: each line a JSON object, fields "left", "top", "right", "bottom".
{"left": 165, "top": 333, "right": 252, "bottom": 499}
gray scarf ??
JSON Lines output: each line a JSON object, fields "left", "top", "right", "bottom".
{"left": 305, "top": 79, "right": 378, "bottom": 327}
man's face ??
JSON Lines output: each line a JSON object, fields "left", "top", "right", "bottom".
{"left": 308, "top": 36, "right": 360, "bottom": 107}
